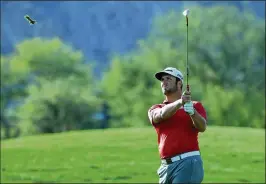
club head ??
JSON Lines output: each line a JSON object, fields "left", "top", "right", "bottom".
{"left": 30, "top": 20, "right": 36, "bottom": 25}
{"left": 183, "top": 9, "right": 190, "bottom": 17}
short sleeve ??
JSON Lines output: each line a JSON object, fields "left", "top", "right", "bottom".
{"left": 194, "top": 102, "right": 207, "bottom": 121}
{"left": 148, "top": 104, "right": 162, "bottom": 125}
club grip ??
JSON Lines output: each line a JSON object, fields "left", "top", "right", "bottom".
{"left": 186, "top": 84, "right": 190, "bottom": 92}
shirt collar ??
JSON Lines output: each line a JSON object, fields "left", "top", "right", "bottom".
{"left": 163, "top": 100, "right": 171, "bottom": 104}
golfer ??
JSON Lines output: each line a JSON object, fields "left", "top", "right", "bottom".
{"left": 148, "top": 67, "right": 207, "bottom": 184}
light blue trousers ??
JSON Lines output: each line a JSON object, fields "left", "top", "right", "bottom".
{"left": 157, "top": 155, "right": 204, "bottom": 184}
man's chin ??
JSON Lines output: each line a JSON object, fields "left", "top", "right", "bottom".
{"left": 163, "top": 90, "right": 171, "bottom": 95}
{"left": 163, "top": 89, "right": 177, "bottom": 95}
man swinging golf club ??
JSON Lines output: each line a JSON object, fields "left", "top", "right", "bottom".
{"left": 148, "top": 9, "right": 207, "bottom": 183}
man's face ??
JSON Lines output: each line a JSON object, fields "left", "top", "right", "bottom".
{"left": 160, "top": 74, "right": 181, "bottom": 95}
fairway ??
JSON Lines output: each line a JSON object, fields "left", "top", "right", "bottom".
{"left": 1, "top": 126, "right": 265, "bottom": 183}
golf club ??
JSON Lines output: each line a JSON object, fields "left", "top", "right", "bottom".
{"left": 183, "top": 9, "right": 190, "bottom": 92}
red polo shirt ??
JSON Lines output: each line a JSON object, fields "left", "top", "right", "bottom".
{"left": 148, "top": 100, "right": 207, "bottom": 159}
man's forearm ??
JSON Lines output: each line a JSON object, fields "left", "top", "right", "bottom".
{"left": 160, "top": 99, "right": 183, "bottom": 120}
{"left": 191, "top": 110, "right": 207, "bottom": 132}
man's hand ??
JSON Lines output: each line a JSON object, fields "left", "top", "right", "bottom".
{"left": 181, "top": 91, "right": 191, "bottom": 105}
{"left": 182, "top": 91, "right": 194, "bottom": 115}
{"left": 184, "top": 101, "right": 194, "bottom": 115}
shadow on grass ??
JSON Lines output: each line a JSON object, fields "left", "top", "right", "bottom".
{"left": 90, "top": 165, "right": 100, "bottom": 169}
{"left": 33, "top": 181, "right": 56, "bottom": 183}
{"left": 102, "top": 175, "right": 132, "bottom": 181}
{"left": 238, "top": 179, "right": 250, "bottom": 182}
{"left": 114, "top": 176, "right": 132, "bottom": 180}
{"left": 252, "top": 159, "right": 262, "bottom": 163}
{"left": 2, "top": 175, "right": 43, "bottom": 182}
{"left": 28, "top": 168, "right": 69, "bottom": 172}
{"left": 83, "top": 179, "right": 92, "bottom": 182}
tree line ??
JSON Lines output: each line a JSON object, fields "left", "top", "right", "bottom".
{"left": 1, "top": 5, "right": 265, "bottom": 139}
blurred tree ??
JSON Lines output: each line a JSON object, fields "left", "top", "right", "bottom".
{"left": 201, "top": 84, "right": 264, "bottom": 128}
{"left": 14, "top": 77, "right": 102, "bottom": 135}
{"left": 1, "top": 56, "right": 27, "bottom": 139}
{"left": 1, "top": 37, "right": 99, "bottom": 137}
{"left": 9, "top": 37, "right": 90, "bottom": 81}
{"left": 101, "top": 102, "right": 110, "bottom": 129}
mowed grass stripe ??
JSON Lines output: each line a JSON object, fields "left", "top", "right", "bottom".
{"left": 1, "top": 126, "right": 265, "bottom": 183}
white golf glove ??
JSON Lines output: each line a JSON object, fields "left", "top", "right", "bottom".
{"left": 184, "top": 101, "right": 194, "bottom": 115}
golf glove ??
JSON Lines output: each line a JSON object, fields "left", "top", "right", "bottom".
{"left": 184, "top": 101, "right": 194, "bottom": 115}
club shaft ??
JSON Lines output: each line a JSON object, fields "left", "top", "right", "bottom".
{"left": 186, "top": 16, "right": 189, "bottom": 92}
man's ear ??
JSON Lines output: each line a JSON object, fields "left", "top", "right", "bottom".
{"left": 177, "top": 80, "right": 183, "bottom": 90}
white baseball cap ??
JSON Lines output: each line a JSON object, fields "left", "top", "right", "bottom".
{"left": 155, "top": 67, "right": 184, "bottom": 83}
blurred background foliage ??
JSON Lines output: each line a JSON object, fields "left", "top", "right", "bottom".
{"left": 1, "top": 2, "right": 265, "bottom": 139}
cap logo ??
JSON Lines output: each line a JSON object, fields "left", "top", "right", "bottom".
{"left": 177, "top": 74, "right": 183, "bottom": 79}
{"left": 164, "top": 69, "right": 173, "bottom": 72}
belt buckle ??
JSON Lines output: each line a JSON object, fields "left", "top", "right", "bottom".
{"left": 165, "top": 158, "right": 172, "bottom": 164}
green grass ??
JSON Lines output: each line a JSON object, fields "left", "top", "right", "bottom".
{"left": 1, "top": 126, "right": 265, "bottom": 183}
